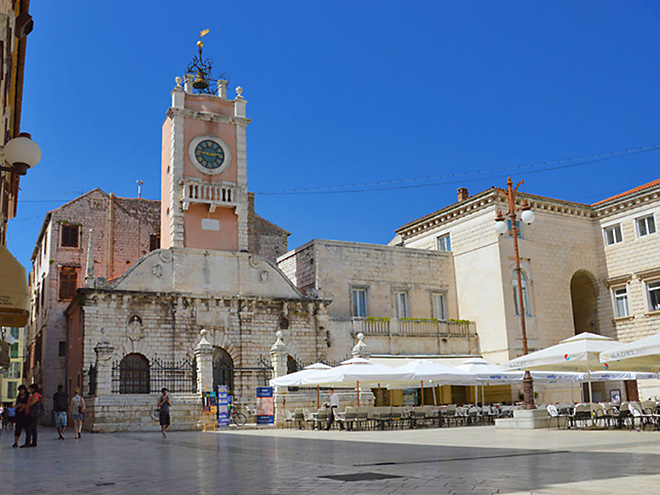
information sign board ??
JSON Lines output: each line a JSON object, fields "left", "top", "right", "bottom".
{"left": 256, "top": 386, "right": 274, "bottom": 425}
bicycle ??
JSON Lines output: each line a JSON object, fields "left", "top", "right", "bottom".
{"left": 229, "top": 407, "right": 247, "bottom": 427}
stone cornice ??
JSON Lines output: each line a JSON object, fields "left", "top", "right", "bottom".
{"left": 166, "top": 107, "right": 251, "bottom": 126}
{"left": 396, "top": 188, "right": 596, "bottom": 240}
{"left": 592, "top": 187, "right": 660, "bottom": 219}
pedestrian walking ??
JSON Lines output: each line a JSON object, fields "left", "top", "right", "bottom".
{"left": 24, "top": 384, "right": 44, "bottom": 447}
{"left": 157, "top": 388, "right": 172, "bottom": 438}
{"left": 324, "top": 388, "right": 343, "bottom": 430}
{"left": 70, "top": 387, "right": 85, "bottom": 439}
{"left": 1, "top": 405, "right": 7, "bottom": 430}
{"left": 12, "top": 385, "right": 29, "bottom": 447}
{"left": 53, "top": 384, "right": 69, "bottom": 440}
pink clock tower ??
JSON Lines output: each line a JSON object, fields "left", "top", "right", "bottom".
{"left": 160, "top": 53, "right": 249, "bottom": 252}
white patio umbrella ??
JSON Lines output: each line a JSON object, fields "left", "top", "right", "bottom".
{"left": 394, "top": 359, "right": 473, "bottom": 406}
{"left": 503, "top": 332, "right": 623, "bottom": 417}
{"left": 457, "top": 358, "right": 581, "bottom": 404}
{"left": 301, "top": 357, "right": 415, "bottom": 406}
{"left": 599, "top": 332, "right": 660, "bottom": 372}
{"left": 269, "top": 362, "right": 333, "bottom": 409}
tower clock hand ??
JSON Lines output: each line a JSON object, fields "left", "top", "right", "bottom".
{"left": 198, "top": 151, "right": 224, "bottom": 157}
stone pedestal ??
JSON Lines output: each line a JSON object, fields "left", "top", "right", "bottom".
{"left": 194, "top": 329, "right": 214, "bottom": 394}
{"left": 495, "top": 408, "right": 551, "bottom": 429}
{"left": 94, "top": 338, "right": 115, "bottom": 397}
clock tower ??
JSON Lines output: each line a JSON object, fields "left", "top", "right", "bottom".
{"left": 160, "top": 41, "right": 249, "bottom": 252}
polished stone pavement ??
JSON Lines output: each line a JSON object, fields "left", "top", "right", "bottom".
{"left": 2, "top": 425, "right": 660, "bottom": 494}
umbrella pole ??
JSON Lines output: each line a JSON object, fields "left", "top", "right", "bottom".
{"left": 421, "top": 381, "right": 424, "bottom": 406}
{"left": 432, "top": 384, "right": 437, "bottom": 406}
{"left": 357, "top": 380, "right": 360, "bottom": 407}
{"left": 378, "top": 383, "right": 381, "bottom": 407}
{"left": 317, "top": 385, "right": 320, "bottom": 409}
{"left": 587, "top": 367, "right": 595, "bottom": 425}
{"left": 482, "top": 384, "right": 485, "bottom": 405}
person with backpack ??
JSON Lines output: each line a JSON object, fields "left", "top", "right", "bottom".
{"left": 24, "top": 384, "right": 44, "bottom": 448}
{"left": 53, "top": 384, "right": 68, "bottom": 440}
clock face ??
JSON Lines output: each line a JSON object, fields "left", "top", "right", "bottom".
{"left": 194, "top": 139, "right": 225, "bottom": 170}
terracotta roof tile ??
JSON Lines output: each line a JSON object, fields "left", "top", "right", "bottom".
{"left": 593, "top": 178, "right": 660, "bottom": 206}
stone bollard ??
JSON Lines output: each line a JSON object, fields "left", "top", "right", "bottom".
{"left": 194, "top": 329, "right": 214, "bottom": 395}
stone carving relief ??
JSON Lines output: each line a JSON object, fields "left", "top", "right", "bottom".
{"left": 152, "top": 264, "right": 163, "bottom": 278}
{"left": 126, "top": 314, "right": 145, "bottom": 342}
{"left": 248, "top": 255, "right": 261, "bottom": 269}
{"left": 159, "top": 250, "right": 173, "bottom": 263}
{"left": 260, "top": 270, "right": 269, "bottom": 283}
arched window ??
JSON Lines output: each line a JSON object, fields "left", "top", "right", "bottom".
{"left": 119, "top": 353, "right": 150, "bottom": 394}
{"left": 213, "top": 347, "right": 234, "bottom": 394}
{"left": 512, "top": 270, "right": 531, "bottom": 317}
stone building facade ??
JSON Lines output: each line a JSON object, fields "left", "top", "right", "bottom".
{"left": 394, "top": 180, "right": 660, "bottom": 400}
{"left": 27, "top": 189, "right": 161, "bottom": 410}
{"left": 57, "top": 59, "right": 326, "bottom": 431}
{"left": 278, "top": 239, "right": 478, "bottom": 363}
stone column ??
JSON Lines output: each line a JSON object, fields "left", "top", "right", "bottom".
{"left": 351, "top": 332, "right": 370, "bottom": 359}
{"left": 194, "top": 329, "right": 214, "bottom": 394}
{"left": 94, "top": 336, "right": 115, "bottom": 397}
{"left": 270, "top": 331, "right": 288, "bottom": 386}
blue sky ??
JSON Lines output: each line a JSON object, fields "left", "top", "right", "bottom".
{"left": 8, "top": 1, "right": 660, "bottom": 269}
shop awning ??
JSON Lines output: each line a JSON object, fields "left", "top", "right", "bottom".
{"left": 0, "top": 245, "right": 29, "bottom": 327}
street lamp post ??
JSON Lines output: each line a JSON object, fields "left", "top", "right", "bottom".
{"left": 495, "top": 177, "right": 536, "bottom": 410}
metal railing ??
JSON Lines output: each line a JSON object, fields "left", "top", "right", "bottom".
{"left": 111, "top": 357, "right": 197, "bottom": 394}
{"left": 351, "top": 317, "right": 476, "bottom": 338}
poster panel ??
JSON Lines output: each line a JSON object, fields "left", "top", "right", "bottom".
{"left": 256, "top": 386, "right": 274, "bottom": 425}
{"left": 217, "top": 385, "right": 230, "bottom": 427}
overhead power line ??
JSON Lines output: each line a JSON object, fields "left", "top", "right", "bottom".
{"left": 254, "top": 145, "right": 660, "bottom": 196}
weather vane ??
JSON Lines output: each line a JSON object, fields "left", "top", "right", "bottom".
{"left": 186, "top": 28, "right": 229, "bottom": 94}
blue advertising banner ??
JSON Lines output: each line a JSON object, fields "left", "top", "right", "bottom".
{"left": 256, "top": 386, "right": 274, "bottom": 425}
{"left": 217, "top": 385, "right": 230, "bottom": 427}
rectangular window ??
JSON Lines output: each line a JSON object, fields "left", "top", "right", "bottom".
{"left": 351, "top": 288, "right": 368, "bottom": 317}
{"left": 9, "top": 327, "right": 20, "bottom": 339}
{"left": 7, "top": 362, "right": 20, "bottom": 379}
{"left": 648, "top": 280, "right": 660, "bottom": 312}
{"left": 604, "top": 225, "right": 622, "bottom": 245}
{"left": 636, "top": 215, "right": 656, "bottom": 237}
{"left": 58, "top": 341, "right": 66, "bottom": 357}
{"left": 436, "top": 234, "right": 451, "bottom": 252}
{"left": 507, "top": 219, "right": 523, "bottom": 238}
{"left": 432, "top": 292, "right": 447, "bottom": 320}
{"left": 149, "top": 233, "right": 161, "bottom": 252}
{"left": 613, "top": 287, "right": 629, "bottom": 318}
{"left": 395, "top": 291, "right": 409, "bottom": 318}
{"left": 7, "top": 381, "right": 17, "bottom": 399}
{"left": 61, "top": 224, "right": 79, "bottom": 247}
{"left": 59, "top": 267, "right": 78, "bottom": 300}
{"left": 9, "top": 342, "right": 18, "bottom": 358}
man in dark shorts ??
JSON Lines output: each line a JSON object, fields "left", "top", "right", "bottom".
{"left": 53, "top": 385, "right": 68, "bottom": 439}
{"left": 157, "top": 388, "right": 172, "bottom": 438}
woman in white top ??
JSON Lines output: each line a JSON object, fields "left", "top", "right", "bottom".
{"left": 69, "top": 387, "right": 86, "bottom": 439}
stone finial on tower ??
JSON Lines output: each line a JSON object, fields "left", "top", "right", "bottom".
{"left": 184, "top": 73, "right": 194, "bottom": 94}
{"left": 234, "top": 86, "right": 246, "bottom": 118}
{"left": 352, "top": 332, "right": 370, "bottom": 359}
{"left": 218, "top": 79, "right": 228, "bottom": 99}
{"left": 85, "top": 229, "right": 95, "bottom": 288}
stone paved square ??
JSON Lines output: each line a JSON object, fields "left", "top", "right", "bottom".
{"left": 2, "top": 425, "right": 660, "bottom": 494}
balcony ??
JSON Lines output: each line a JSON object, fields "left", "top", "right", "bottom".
{"left": 181, "top": 178, "right": 237, "bottom": 213}
{"left": 351, "top": 317, "right": 476, "bottom": 338}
